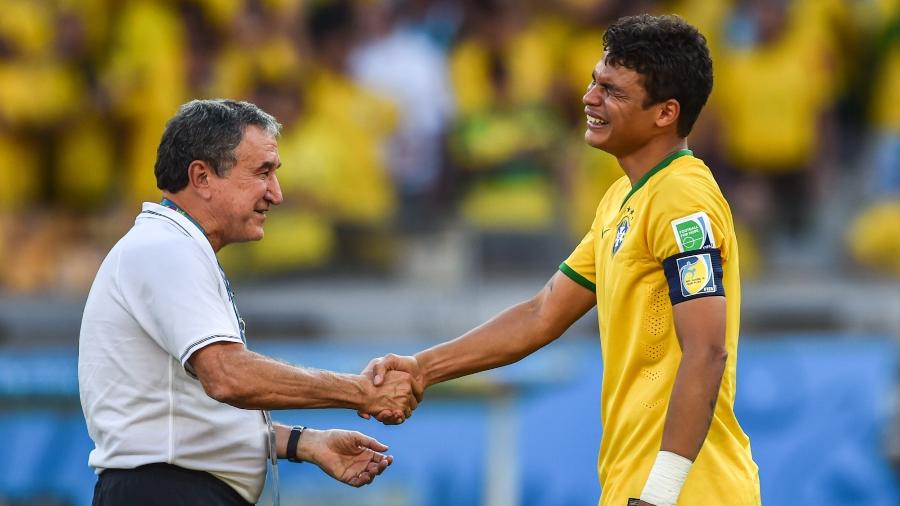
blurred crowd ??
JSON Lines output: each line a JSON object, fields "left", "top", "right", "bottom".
{"left": 0, "top": 0, "right": 898, "bottom": 294}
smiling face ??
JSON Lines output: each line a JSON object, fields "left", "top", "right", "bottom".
{"left": 582, "top": 55, "right": 663, "bottom": 157}
{"left": 207, "top": 126, "right": 283, "bottom": 247}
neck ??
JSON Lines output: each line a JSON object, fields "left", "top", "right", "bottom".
{"left": 160, "top": 192, "right": 224, "bottom": 252}
{"left": 617, "top": 136, "right": 688, "bottom": 186}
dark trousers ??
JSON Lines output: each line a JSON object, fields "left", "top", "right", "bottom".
{"left": 92, "top": 463, "right": 253, "bottom": 506}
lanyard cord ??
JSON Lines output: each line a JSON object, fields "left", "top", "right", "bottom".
{"left": 158, "top": 198, "right": 246, "bottom": 343}
{"left": 158, "top": 198, "right": 278, "bottom": 505}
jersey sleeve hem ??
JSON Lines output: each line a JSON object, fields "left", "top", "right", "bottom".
{"left": 559, "top": 262, "right": 596, "bottom": 293}
{"left": 179, "top": 334, "right": 244, "bottom": 375}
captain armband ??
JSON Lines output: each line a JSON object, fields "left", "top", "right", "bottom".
{"left": 662, "top": 248, "right": 724, "bottom": 306}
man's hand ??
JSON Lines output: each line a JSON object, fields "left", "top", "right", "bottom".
{"left": 358, "top": 369, "right": 420, "bottom": 424}
{"left": 358, "top": 354, "right": 425, "bottom": 423}
{"left": 297, "top": 429, "right": 393, "bottom": 487}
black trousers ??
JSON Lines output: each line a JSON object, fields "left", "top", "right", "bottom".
{"left": 92, "top": 463, "right": 253, "bottom": 506}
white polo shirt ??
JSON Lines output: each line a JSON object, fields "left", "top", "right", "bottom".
{"left": 78, "top": 202, "right": 268, "bottom": 503}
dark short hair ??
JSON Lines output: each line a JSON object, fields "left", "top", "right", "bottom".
{"left": 603, "top": 14, "right": 713, "bottom": 137}
{"left": 154, "top": 99, "right": 281, "bottom": 192}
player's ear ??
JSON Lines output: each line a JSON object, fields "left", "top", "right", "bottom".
{"left": 655, "top": 98, "right": 680, "bottom": 130}
{"left": 187, "top": 160, "right": 214, "bottom": 200}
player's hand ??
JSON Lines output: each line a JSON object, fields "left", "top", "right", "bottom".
{"left": 298, "top": 428, "right": 392, "bottom": 487}
{"left": 360, "top": 370, "right": 419, "bottom": 424}
{"left": 358, "top": 354, "right": 425, "bottom": 423}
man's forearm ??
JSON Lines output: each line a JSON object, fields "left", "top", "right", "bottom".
{"left": 659, "top": 348, "right": 727, "bottom": 460}
{"left": 198, "top": 347, "right": 370, "bottom": 410}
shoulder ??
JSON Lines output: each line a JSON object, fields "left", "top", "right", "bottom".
{"left": 607, "top": 175, "right": 632, "bottom": 196}
{"left": 649, "top": 157, "right": 729, "bottom": 217}
{"left": 116, "top": 222, "right": 213, "bottom": 281}
{"left": 597, "top": 175, "right": 632, "bottom": 210}
{"left": 644, "top": 157, "right": 735, "bottom": 256}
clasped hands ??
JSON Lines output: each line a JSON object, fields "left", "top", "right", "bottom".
{"left": 285, "top": 355, "right": 423, "bottom": 488}
{"left": 357, "top": 354, "right": 424, "bottom": 425}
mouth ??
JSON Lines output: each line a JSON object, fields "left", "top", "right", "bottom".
{"left": 254, "top": 209, "right": 268, "bottom": 218}
{"left": 586, "top": 114, "right": 609, "bottom": 129}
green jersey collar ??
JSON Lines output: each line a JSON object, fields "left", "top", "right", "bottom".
{"left": 619, "top": 149, "right": 692, "bottom": 210}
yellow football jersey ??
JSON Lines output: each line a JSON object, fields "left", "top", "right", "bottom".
{"left": 561, "top": 150, "right": 760, "bottom": 505}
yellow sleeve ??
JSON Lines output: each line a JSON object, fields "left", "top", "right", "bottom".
{"left": 647, "top": 172, "right": 734, "bottom": 303}
{"left": 646, "top": 173, "right": 734, "bottom": 263}
{"left": 560, "top": 220, "right": 597, "bottom": 293}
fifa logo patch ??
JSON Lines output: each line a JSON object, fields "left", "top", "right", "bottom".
{"left": 671, "top": 211, "right": 715, "bottom": 252}
{"left": 676, "top": 253, "right": 716, "bottom": 297}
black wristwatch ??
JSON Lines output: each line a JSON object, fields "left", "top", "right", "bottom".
{"left": 286, "top": 425, "right": 306, "bottom": 463}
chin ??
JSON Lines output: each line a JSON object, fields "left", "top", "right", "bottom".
{"left": 240, "top": 227, "right": 265, "bottom": 243}
{"left": 584, "top": 131, "right": 609, "bottom": 150}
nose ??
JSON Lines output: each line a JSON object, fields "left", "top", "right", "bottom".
{"left": 583, "top": 83, "right": 602, "bottom": 107}
{"left": 267, "top": 172, "right": 283, "bottom": 205}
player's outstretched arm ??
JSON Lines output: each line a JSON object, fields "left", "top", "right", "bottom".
{"left": 360, "top": 271, "right": 596, "bottom": 421}
{"left": 275, "top": 424, "right": 393, "bottom": 487}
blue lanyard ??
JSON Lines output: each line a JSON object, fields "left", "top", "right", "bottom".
{"left": 159, "top": 198, "right": 246, "bottom": 343}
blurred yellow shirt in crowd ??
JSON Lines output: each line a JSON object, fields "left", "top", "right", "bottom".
{"left": 0, "top": 0, "right": 52, "bottom": 58}
{"left": 104, "top": 0, "right": 188, "bottom": 205}
{"left": 871, "top": 36, "right": 900, "bottom": 130}
{"left": 848, "top": 200, "right": 900, "bottom": 275}
{"left": 0, "top": 134, "right": 40, "bottom": 211}
{"left": 55, "top": 117, "right": 115, "bottom": 211}
{"left": 714, "top": 26, "right": 832, "bottom": 171}
{"left": 277, "top": 69, "right": 396, "bottom": 226}
{"left": 450, "top": 22, "right": 557, "bottom": 117}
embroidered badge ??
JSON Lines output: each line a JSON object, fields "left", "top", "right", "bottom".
{"left": 670, "top": 211, "right": 715, "bottom": 252}
{"left": 676, "top": 253, "right": 717, "bottom": 297}
{"left": 611, "top": 207, "right": 635, "bottom": 256}
{"left": 612, "top": 216, "right": 630, "bottom": 255}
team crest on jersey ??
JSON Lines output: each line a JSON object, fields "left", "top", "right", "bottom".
{"left": 676, "top": 253, "right": 716, "bottom": 297}
{"left": 611, "top": 215, "right": 631, "bottom": 255}
{"left": 670, "top": 211, "right": 716, "bottom": 252}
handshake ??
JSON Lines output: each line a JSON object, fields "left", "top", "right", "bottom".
{"left": 355, "top": 354, "right": 424, "bottom": 425}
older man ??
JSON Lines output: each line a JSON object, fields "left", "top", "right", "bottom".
{"left": 79, "top": 99, "right": 418, "bottom": 506}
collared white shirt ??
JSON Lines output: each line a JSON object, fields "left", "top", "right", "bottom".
{"left": 78, "top": 202, "right": 267, "bottom": 503}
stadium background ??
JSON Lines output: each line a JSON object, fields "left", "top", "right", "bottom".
{"left": 0, "top": 0, "right": 898, "bottom": 504}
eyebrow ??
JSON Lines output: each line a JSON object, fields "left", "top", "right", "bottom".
{"left": 257, "top": 160, "right": 281, "bottom": 171}
{"left": 592, "top": 71, "right": 622, "bottom": 94}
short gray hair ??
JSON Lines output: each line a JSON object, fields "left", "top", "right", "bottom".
{"left": 154, "top": 99, "right": 282, "bottom": 192}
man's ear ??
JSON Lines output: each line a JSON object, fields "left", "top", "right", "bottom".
{"left": 655, "top": 98, "right": 680, "bottom": 131}
{"left": 187, "top": 160, "right": 213, "bottom": 200}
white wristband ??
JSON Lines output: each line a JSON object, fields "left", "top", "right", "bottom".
{"left": 639, "top": 451, "right": 693, "bottom": 506}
